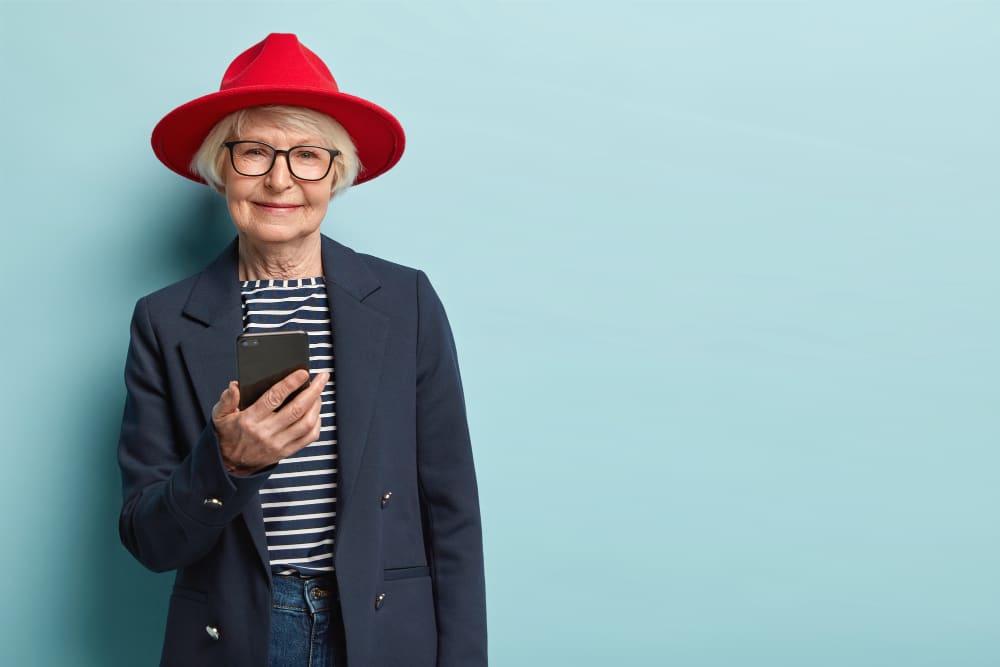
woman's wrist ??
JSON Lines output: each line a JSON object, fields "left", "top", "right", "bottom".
{"left": 221, "top": 451, "right": 258, "bottom": 477}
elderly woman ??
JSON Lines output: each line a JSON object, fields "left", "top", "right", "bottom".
{"left": 117, "top": 34, "right": 486, "bottom": 667}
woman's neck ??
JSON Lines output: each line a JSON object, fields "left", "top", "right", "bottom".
{"left": 238, "top": 234, "right": 323, "bottom": 280}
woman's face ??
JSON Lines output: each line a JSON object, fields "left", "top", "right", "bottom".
{"left": 221, "top": 117, "right": 335, "bottom": 247}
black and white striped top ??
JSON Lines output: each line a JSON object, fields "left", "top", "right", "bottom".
{"left": 240, "top": 278, "right": 337, "bottom": 575}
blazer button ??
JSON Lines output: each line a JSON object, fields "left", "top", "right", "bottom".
{"left": 375, "top": 592, "right": 386, "bottom": 610}
{"left": 203, "top": 497, "right": 224, "bottom": 509}
{"left": 380, "top": 491, "right": 392, "bottom": 508}
{"left": 205, "top": 625, "right": 221, "bottom": 641}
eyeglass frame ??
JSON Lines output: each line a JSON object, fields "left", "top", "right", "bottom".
{"left": 222, "top": 140, "right": 342, "bottom": 181}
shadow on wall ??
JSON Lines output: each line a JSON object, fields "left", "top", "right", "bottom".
{"left": 134, "top": 185, "right": 237, "bottom": 284}
{"left": 71, "top": 189, "right": 235, "bottom": 665}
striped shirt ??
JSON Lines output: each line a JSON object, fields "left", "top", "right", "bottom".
{"left": 240, "top": 278, "right": 337, "bottom": 575}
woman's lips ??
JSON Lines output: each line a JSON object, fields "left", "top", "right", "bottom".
{"left": 254, "top": 202, "right": 302, "bottom": 214}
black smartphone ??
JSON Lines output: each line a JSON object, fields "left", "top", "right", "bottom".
{"left": 236, "top": 331, "right": 311, "bottom": 410}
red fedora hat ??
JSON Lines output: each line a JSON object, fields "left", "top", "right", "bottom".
{"left": 151, "top": 33, "right": 405, "bottom": 186}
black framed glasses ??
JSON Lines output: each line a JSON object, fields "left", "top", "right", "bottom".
{"left": 223, "top": 141, "right": 341, "bottom": 181}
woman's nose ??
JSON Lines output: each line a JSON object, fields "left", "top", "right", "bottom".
{"left": 265, "top": 154, "right": 294, "bottom": 190}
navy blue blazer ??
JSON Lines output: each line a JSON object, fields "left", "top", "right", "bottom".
{"left": 118, "top": 235, "right": 487, "bottom": 666}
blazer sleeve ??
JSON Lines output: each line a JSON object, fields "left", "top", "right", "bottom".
{"left": 117, "top": 296, "right": 270, "bottom": 573}
{"left": 414, "top": 271, "right": 488, "bottom": 666}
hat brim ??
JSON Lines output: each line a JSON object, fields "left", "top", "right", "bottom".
{"left": 151, "top": 85, "right": 405, "bottom": 186}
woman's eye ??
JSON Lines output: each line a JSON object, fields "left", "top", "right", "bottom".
{"left": 296, "top": 150, "right": 318, "bottom": 160}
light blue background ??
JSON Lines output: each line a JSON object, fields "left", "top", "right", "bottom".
{"left": 1, "top": 2, "right": 998, "bottom": 665}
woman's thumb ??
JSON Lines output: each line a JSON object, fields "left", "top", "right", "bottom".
{"left": 213, "top": 381, "right": 240, "bottom": 420}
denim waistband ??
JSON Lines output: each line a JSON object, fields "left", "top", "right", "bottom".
{"left": 272, "top": 573, "right": 339, "bottom": 614}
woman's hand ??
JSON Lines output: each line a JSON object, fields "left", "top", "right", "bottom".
{"left": 211, "top": 369, "right": 330, "bottom": 476}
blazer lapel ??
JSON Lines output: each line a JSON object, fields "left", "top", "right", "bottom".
{"left": 321, "top": 236, "right": 389, "bottom": 525}
{"left": 178, "top": 239, "right": 243, "bottom": 423}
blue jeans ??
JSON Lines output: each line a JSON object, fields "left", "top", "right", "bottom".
{"left": 269, "top": 573, "right": 346, "bottom": 667}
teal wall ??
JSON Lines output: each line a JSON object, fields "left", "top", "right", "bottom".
{"left": 2, "top": 2, "right": 998, "bottom": 665}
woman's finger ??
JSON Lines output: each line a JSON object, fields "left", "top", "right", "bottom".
{"left": 278, "top": 395, "right": 323, "bottom": 445}
{"left": 250, "top": 369, "right": 311, "bottom": 414}
{"left": 276, "top": 372, "right": 328, "bottom": 427}
{"left": 281, "top": 412, "right": 325, "bottom": 457}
